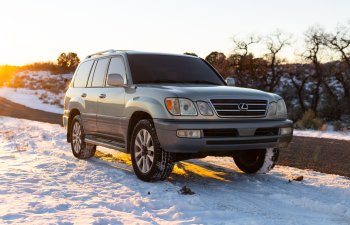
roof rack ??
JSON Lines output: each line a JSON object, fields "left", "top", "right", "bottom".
{"left": 85, "top": 49, "right": 117, "bottom": 59}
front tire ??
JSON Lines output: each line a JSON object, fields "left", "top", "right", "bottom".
{"left": 130, "top": 119, "right": 174, "bottom": 182}
{"left": 233, "top": 148, "right": 279, "bottom": 174}
{"left": 70, "top": 115, "right": 96, "bottom": 159}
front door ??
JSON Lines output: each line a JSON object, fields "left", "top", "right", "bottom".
{"left": 97, "top": 56, "right": 127, "bottom": 142}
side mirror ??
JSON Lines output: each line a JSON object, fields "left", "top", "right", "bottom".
{"left": 226, "top": 77, "right": 235, "bottom": 86}
{"left": 107, "top": 73, "right": 126, "bottom": 87}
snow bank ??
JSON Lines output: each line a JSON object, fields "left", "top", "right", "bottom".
{"left": 294, "top": 129, "right": 350, "bottom": 141}
{"left": 0, "top": 87, "right": 63, "bottom": 114}
{"left": 0, "top": 70, "right": 71, "bottom": 114}
{"left": 16, "top": 70, "right": 73, "bottom": 80}
{"left": 0, "top": 116, "right": 349, "bottom": 224}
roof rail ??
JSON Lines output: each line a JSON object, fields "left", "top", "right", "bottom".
{"left": 85, "top": 49, "right": 117, "bottom": 59}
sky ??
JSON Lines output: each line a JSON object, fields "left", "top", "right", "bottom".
{"left": 0, "top": 0, "right": 349, "bottom": 65}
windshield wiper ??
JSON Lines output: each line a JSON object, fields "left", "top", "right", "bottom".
{"left": 138, "top": 80, "right": 186, "bottom": 84}
{"left": 190, "top": 80, "right": 220, "bottom": 85}
{"left": 137, "top": 80, "right": 220, "bottom": 85}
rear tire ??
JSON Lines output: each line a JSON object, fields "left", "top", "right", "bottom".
{"left": 233, "top": 148, "right": 279, "bottom": 174}
{"left": 70, "top": 115, "right": 96, "bottom": 159}
{"left": 130, "top": 119, "right": 174, "bottom": 182}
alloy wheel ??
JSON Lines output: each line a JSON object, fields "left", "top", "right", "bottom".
{"left": 134, "top": 129, "right": 154, "bottom": 173}
{"left": 72, "top": 122, "right": 82, "bottom": 154}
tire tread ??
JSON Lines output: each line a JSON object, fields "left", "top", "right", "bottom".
{"left": 70, "top": 115, "right": 96, "bottom": 159}
{"left": 233, "top": 148, "right": 279, "bottom": 174}
{"left": 131, "top": 119, "right": 174, "bottom": 181}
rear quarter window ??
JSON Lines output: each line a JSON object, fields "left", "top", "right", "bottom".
{"left": 73, "top": 60, "right": 94, "bottom": 88}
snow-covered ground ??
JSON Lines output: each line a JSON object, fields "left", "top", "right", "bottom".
{"left": 0, "top": 116, "right": 349, "bottom": 224}
{"left": 0, "top": 87, "right": 63, "bottom": 114}
{"left": 294, "top": 129, "right": 350, "bottom": 141}
{"left": 293, "top": 123, "right": 350, "bottom": 140}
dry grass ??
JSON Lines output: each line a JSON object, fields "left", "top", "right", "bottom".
{"left": 295, "top": 110, "right": 325, "bottom": 130}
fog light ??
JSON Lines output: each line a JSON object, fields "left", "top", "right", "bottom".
{"left": 177, "top": 130, "right": 201, "bottom": 138}
{"left": 280, "top": 127, "right": 292, "bottom": 135}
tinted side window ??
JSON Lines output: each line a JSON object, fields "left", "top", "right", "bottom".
{"left": 107, "top": 57, "right": 127, "bottom": 83}
{"left": 73, "top": 60, "right": 94, "bottom": 87}
{"left": 91, "top": 58, "right": 110, "bottom": 87}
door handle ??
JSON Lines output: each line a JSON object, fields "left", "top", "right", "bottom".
{"left": 81, "top": 93, "right": 87, "bottom": 98}
{"left": 99, "top": 94, "right": 106, "bottom": 99}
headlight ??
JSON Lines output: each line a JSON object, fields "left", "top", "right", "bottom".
{"left": 267, "top": 102, "right": 277, "bottom": 117}
{"left": 196, "top": 101, "right": 214, "bottom": 116}
{"left": 165, "top": 98, "right": 197, "bottom": 116}
{"left": 267, "top": 99, "right": 287, "bottom": 118}
{"left": 276, "top": 99, "right": 287, "bottom": 117}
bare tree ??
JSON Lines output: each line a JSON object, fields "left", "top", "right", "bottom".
{"left": 264, "top": 30, "right": 292, "bottom": 92}
{"left": 302, "top": 26, "right": 326, "bottom": 113}
{"left": 230, "top": 34, "right": 263, "bottom": 87}
{"left": 324, "top": 23, "right": 350, "bottom": 69}
{"left": 232, "top": 34, "right": 261, "bottom": 56}
{"left": 323, "top": 24, "right": 350, "bottom": 113}
{"left": 287, "top": 64, "right": 310, "bottom": 112}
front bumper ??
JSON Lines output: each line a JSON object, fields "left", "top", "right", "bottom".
{"left": 154, "top": 119, "right": 293, "bottom": 153}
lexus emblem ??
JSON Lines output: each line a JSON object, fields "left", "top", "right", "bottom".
{"left": 238, "top": 103, "right": 249, "bottom": 111}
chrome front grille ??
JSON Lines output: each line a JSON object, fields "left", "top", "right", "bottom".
{"left": 210, "top": 99, "right": 268, "bottom": 117}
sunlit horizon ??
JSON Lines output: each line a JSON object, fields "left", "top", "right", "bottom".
{"left": 1, "top": 0, "right": 349, "bottom": 65}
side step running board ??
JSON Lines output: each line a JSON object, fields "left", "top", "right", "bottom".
{"left": 85, "top": 136, "right": 126, "bottom": 152}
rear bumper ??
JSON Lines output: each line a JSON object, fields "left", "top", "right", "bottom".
{"left": 153, "top": 119, "right": 293, "bottom": 153}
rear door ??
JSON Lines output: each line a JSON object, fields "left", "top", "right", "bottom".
{"left": 85, "top": 58, "right": 110, "bottom": 134}
{"left": 72, "top": 60, "right": 96, "bottom": 133}
{"left": 96, "top": 56, "right": 127, "bottom": 141}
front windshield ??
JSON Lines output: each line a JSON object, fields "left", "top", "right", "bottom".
{"left": 127, "top": 54, "right": 225, "bottom": 85}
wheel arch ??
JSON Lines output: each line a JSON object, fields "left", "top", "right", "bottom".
{"left": 126, "top": 111, "right": 153, "bottom": 153}
{"left": 67, "top": 108, "right": 81, "bottom": 143}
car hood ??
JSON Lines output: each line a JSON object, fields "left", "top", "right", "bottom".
{"left": 137, "top": 84, "right": 280, "bottom": 102}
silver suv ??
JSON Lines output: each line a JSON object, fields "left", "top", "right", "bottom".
{"left": 63, "top": 50, "right": 293, "bottom": 181}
